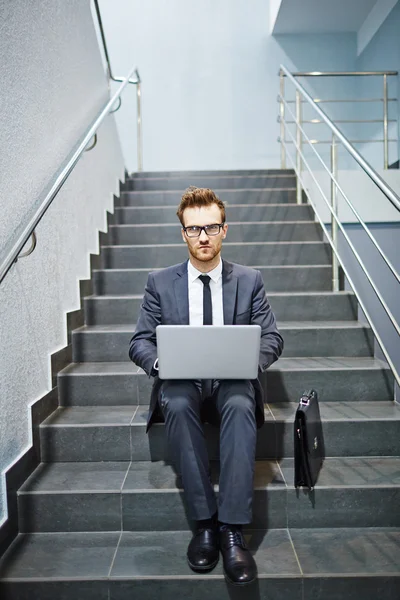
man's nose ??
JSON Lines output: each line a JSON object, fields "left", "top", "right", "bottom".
{"left": 199, "top": 229, "right": 209, "bottom": 242}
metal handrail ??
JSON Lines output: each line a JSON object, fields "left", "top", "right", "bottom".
{"left": 0, "top": 65, "right": 139, "bottom": 285}
{"left": 280, "top": 136, "right": 400, "bottom": 389}
{"left": 281, "top": 94, "right": 400, "bottom": 284}
{"left": 279, "top": 65, "right": 400, "bottom": 212}
{"left": 280, "top": 68, "right": 399, "bottom": 169}
{"left": 288, "top": 71, "right": 398, "bottom": 77}
{"left": 278, "top": 65, "right": 400, "bottom": 389}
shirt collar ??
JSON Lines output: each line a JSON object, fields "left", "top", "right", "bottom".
{"left": 187, "top": 258, "right": 222, "bottom": 283}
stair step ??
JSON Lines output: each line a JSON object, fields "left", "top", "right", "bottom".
{"left": 120, "top": 175, "right": 296, "bottom": 191}
{"left": 58, "top": 357, "right": 394, "bottom": 406}
{"left": 17, "top": 458, "right": 400, "bottom": 532}
{"left": 39, "top": 402, "right": 400, "bottom": 462}
{"left": 105, "top": 222, "right": 323, "bottom": 245}
{"left": 84, "top": 292, "right": 357, "bottom": 326}
{"left": 1, "top": 528, "right": 399, "bottom": 599}
{"left": 93, "top": 265, "right": 334, "bottom": 295}
{"left": 129, "top": 169, "right": 295, "bottom": 178}
{"left": 100, "top": 242, "right": 332, "bottom": 269}
{"left": 109, "top": 203, "right": 313, "bottom": 224}
{"left": 117, "top": 188, "right": 296, "bottom": 206}
{"left": 71, "top": 322, "right": 374, "bottom": 362}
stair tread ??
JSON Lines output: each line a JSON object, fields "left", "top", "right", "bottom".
{"left": 121, "top": 186, "right": 297, "bottom": 193}
{"left": 114, "top": 202, "right": 303, "bottom": 210}
{"left": 19, "top": 457, "right": 400, "bottom": 494}
{"left": 41, "top": 401, "right": 400, "bottom": 427}
{"left": 1, "top": 528, "right": 399, "bottom": 581}
{"left": 59, "top": 357, "right": 391, "bottom": 377}
{"left": 73, "top": 321, "right": 368, "bottom": 334}
{"left": 108, "top": 220, "right": 315, "bottom": 227}
{"left": 101, "top": 240, "right": 328, "bottom": 248}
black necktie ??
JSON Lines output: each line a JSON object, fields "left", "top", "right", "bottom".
{"left": 199, "top": 275, "right": 213, "bottom": 398}
{"left": 199, "top": 275, "right": 212, "bottom": 325}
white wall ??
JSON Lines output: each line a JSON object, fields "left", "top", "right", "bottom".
{"left": 98, "top": 0, "right": 357, "bottom": 172}
{"left": 0, "top": 0, "right": 125, "bottom": 524}
{"left": 302, "top": 170, "right": 400, "bottom": 223}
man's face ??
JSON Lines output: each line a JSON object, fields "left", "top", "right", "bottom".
{"left": 181, "top": 204, "right": 228, "bottom": 263}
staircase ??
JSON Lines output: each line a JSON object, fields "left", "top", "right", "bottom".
{"left": 1, "top": 169, "right": 399, "bottom": 599}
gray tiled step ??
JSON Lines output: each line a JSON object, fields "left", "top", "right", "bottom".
{"left": 84, "top": 292, "right": 358, "bottom": 326}
{"left": 116, "top": 188, "right": 296, "bottom": 206}
{"left": 58, "top": 357, "right": 394, "bottom": 407}
{"left": 93, "top": 265, "right": 333, "bottom": 295}
{"left": 105, "top": 222, "right": 323, "bottom": 245}
{"left": 71, "top": 322, "right": 374, "bottom": 362}
{"left": 1, "top": 529, "right": 399, "bottom": 600}
{"left": 100, "top": 242, "right": 332, "bottom": 269}
{"left": 39, "top": 402, "right": 400, "bottom": 462}
{"left": 120, "top": 175, "right": 296, "bottom": 191}
{"left": 109, "top": 203, "right": 313, "bottom": 224}
{"left": 17, "top": 458, "right": 400, "bottom": 532}
{"left": 129, "top": 169, "right": 295, "bottom": 178}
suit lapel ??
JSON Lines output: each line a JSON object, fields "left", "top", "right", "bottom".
{"left": 173, "top": 261, "right": 189, "bottom": 324}
{"left": 222, "top": 260, "right": 238, "bottom": 325}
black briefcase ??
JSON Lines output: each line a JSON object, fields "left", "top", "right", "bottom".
{"left": 294, "top": 389, "right": 325, "bottom": 490}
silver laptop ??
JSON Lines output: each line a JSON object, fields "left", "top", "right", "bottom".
{"left": 156, "top": 325, "right": 261, "bottom": 380}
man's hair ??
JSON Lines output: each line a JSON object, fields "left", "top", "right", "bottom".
{"left": 177, "top": 186, "right": 226, "bottom": 226}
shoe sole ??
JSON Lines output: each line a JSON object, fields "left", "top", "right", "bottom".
{"left": 187, "top": 556, "right": 219, "bottom": 573}
{"left": 223, "top": 569, "right": 257, "bottom": 586}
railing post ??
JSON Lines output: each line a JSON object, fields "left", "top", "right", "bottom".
{"left": 136, "top": 81, "right": 143, "bottom": 172}
{"left": 330, "top": 133, "right": 339, "bottom": 291}
{"left": 296, "top": 89, "right": 302, "bottom": 204}
{"left": 280, "top": 70, "right": 286, "bottom": 169}
{"left": 383, "top": 74, "right": 388, "bottom": 169}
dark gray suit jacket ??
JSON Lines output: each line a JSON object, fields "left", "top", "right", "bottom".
{"left": 129, "top": 259, "right": 283, "bottom": 431}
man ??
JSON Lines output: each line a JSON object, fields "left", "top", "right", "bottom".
{"left": 129, "top": 186, "right": 283, "bottom": 585}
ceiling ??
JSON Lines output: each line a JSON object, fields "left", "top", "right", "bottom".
{"left": 272, "top": 0, "right": 378, "bottom": 34}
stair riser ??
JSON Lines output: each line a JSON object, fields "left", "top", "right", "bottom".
{"left": 84, "top": 294, "right": 357, "bottom": 326}
{"left": 58, "top": 367, "right": 394, "bottom": 407}
{"left": 71, "top": 327, "right": 373, "bottom": 362}
{"left": 120, "top": 176, "right": 296, "bottom": 191}
{"left": 18, "top": 487, "right": 400, "bottom": 533}
{"left": 93, "top": 266, "right": 333, "bottom": 295}
{"left": 105, "top": 223, "right": 323, "bottom": 245}
{"left": 117, "top": 189, "right": 295, "bottom": 206}
{"left": 2, "top": 577, "right": 399, "bottom": 600}
{"left": 130, "top": 169, "right": 295, "bottom": 177}
{"left": 39, "top": 420, "right": 400, "bottom": 462}
{"left": 100, "top": 243, "right": 332, "bottom": 269}
{"left": 109, "top": 204, "right": 313, "bottom": 224}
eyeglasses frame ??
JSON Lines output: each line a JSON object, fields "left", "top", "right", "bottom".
{"left": 182, "top": 222, "right": 226, "bottom": 238}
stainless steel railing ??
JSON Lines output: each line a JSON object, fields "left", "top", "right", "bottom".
{"left": 279, "top": 69, "right": 398, "bottom": 170}
{"left": 277, "top": 64, "right": 400, "bottom": 390}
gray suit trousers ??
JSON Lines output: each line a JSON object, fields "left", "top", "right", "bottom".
{"left": 159, "top": 379, "right": 257, "bottom": 524}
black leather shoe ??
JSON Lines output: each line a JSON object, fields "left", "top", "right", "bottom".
{"left": 220, "top": 526, "right": 257, "bottom": 585}
{"left": 187, "top": 527, "right": 219, "bottom": 572}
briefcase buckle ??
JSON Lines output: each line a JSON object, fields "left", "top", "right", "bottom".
{"left": 300, "top": 396, "right": 310, "bottom": 406}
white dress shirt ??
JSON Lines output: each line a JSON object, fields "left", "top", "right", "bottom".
{"left": 153, "top": 259, "right": 224, "bottom": 372}
{"left": 188, "top": 259, "right": 224, "bottom": 326}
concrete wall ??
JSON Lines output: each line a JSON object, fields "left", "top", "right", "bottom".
{"left": 0, "top": 0, "right": 125, "bottom": 524}
{"left": 98, "top": 0, "right": 357, "bottom": 172}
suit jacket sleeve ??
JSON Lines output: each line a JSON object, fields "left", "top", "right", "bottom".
{"left": 129, "top": 272, "right": 160, "bottom": 376}
{"left": 252, "top": 270, "right": 284, "bottom": 372}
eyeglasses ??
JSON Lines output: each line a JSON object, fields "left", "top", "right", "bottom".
{"left": 183, "top": 223, "right": 225, "bottom": 238}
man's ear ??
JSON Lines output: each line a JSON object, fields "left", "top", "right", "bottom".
{"left": 181, "top": 228, "right": 187, "bottom": 243}
{"left": 222, "top": 223, "right": 228, "bottom": 239}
